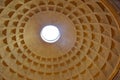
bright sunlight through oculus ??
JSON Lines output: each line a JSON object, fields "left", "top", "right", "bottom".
{"left": 40, "top": 25, "right": 60, "bottom": 43}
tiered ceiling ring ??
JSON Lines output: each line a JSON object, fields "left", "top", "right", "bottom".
{"left": 0, "top": 0, "right": 120, "bottom": 80}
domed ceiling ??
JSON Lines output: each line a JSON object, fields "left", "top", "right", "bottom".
{"left": 0, "top": 0, "right": 120, "bottom": 80}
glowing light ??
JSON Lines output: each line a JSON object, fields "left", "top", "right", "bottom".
{"left": 40, "top": 25, "right": 60, "bottom": 43}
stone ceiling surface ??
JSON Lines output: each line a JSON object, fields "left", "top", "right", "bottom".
{"left": 0, "top": 0, "right": 120, "bottom": 80}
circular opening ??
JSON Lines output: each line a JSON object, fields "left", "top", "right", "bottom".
{"left": 40, "top": 25, "right": 60, "bottom": 43}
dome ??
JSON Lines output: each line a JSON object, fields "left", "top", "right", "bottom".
{"left": 0, "top": 0, "right": 120, "bottom": 80}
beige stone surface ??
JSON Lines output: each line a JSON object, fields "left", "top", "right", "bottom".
{"left": 0, "top": 0, "right": 120, "bottom": 80}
